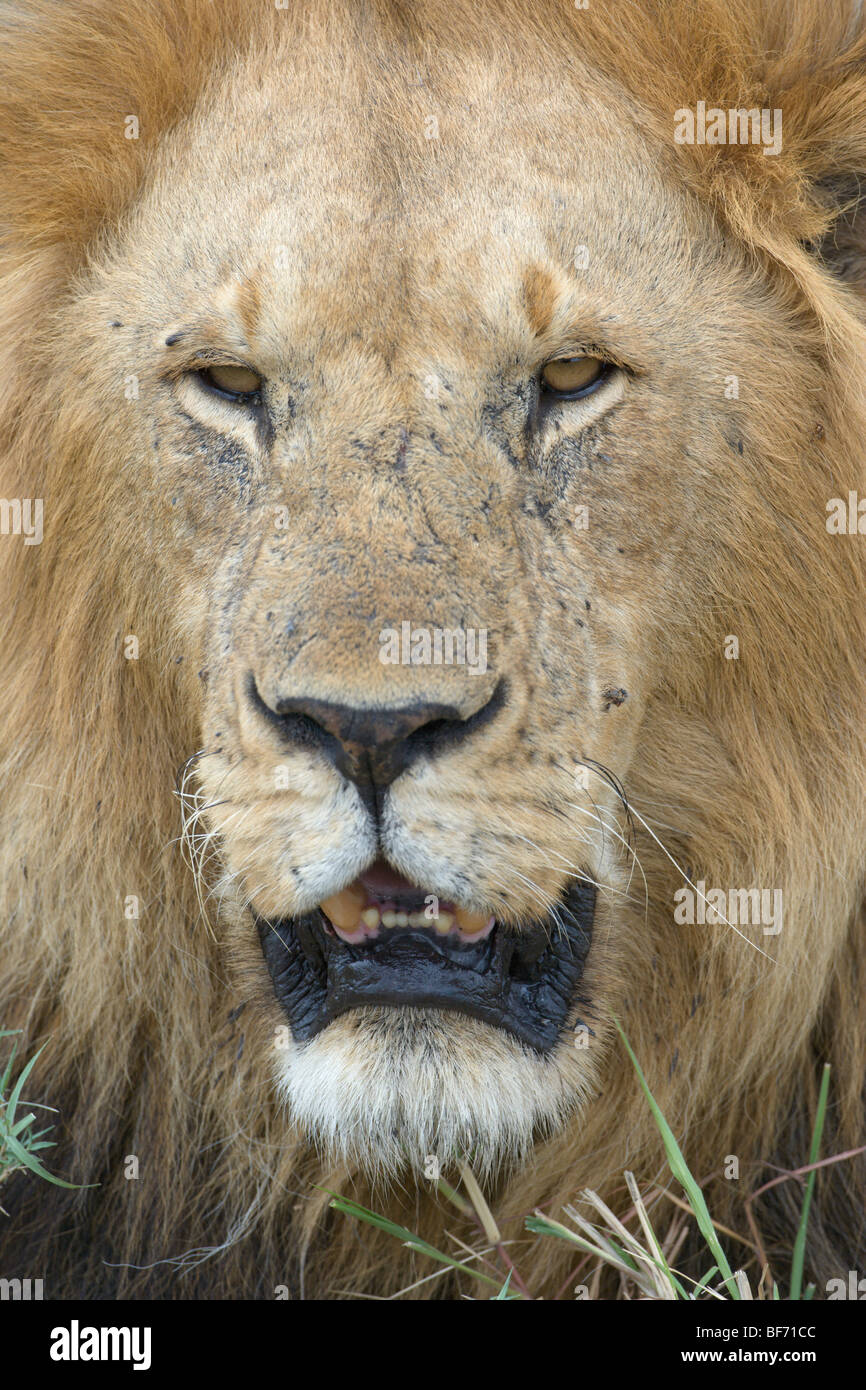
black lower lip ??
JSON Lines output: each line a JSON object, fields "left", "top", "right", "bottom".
{"left": 257, "top": 880, "right": 595, "bottom": 1053}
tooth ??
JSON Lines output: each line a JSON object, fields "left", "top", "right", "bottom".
{"left": 381, "top": 911, "right": 398, "bottom": 928}
{"left": 408, "top": 911, "right": 427, "bottom": 928}
{"left": 394, "top": 911, "right": 409, "bottom": 927}
{"left": 433, "top": 910, "right": 454, "bottom": 935}
{"left": 361, "top": 907, "right": 380, "bottom": 929}
{"left": 454, "top": 906, "right": 493, "bottom": 936}
{"left": 320, "top": 885, "right": 366, "bottom": 930}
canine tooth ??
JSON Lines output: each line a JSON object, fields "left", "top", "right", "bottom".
{"left": 454, "top": 906, "right": 493, "bottom": 935}
{"left": 381, "top": 911, "right": 398, "bottom": 928}
{"left": 433, "top": 910, "right": 454, "bottom": 935}
{"left": 394, "top": 911, "right": 409, "bottom": 927}
{"left": 361, "top": 907, "right": 380, "bottom": 929}
{"left": 320, "top": 885, "right": 365, "bottom": 930}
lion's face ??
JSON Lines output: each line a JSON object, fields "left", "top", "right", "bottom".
{"left": 73, "top": 46, "right": 806, "bottom": 1175}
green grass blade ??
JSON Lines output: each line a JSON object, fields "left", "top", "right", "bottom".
{"left": 435, "top": 1176, "right": 474, "bottom": 1217}
{"left": 0, "top": 1034, "right": 90, "bottom": 1191}
{"left": 789, "top": 1063, "right": 831, "bottom": 1301}
{"left": 526, "top": 1214, "right": 641, "bottom": 1274}
{"left": 692, "top": 1264, "right": 720, "bottom": 1298}
{"left": 0, "top": 1033, "right": 21, "bottom": 1095}
{"left": 327, "top": 1193, "right": 506, "bottom": 1291}
{"left": 613, "top": 1016, "right": 738, "bottom": 1298}
{"left": 8, "top": 1112, "right": 38, "bottom": 1137}
{"left": 2, "top": 1130, "right": 85, "bottom": 1188}
{"left": 4, "top": 1041, "right": 49, "bottom": 1130}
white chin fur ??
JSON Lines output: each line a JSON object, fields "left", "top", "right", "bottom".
{"left": 274, "top": 1007, "right": 592, "bottom": 1180}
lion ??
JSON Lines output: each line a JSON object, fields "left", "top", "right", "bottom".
{"left": 1, "top": 0, "right": 865, "bottom": 1300}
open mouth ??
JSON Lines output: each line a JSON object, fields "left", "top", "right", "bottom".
{"left": 258, "top": 859, "right": 595, "bottom": 1052}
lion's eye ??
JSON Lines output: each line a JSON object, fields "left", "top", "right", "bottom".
{"left": 198, "top": 364, "right": 263, "bottom": 401}
{"left": 540, "top": 356, "right": 609, "bottom": 399}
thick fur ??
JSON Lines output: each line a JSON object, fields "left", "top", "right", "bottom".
{"left": 1, "top": 0, "right": 866, "bottom": 1299}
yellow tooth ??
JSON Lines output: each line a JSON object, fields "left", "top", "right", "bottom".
{"left": 432, "top": 910, "right": 454, "bottom": 935}
{"left": 381, "top": 911, "right": 398, "bottom": 928}
{"left": 361, "top": 907, "right": 380, "bottom": 929}
{"left": 454, "top": 906, "right": 491, "bottom": 935}
{"left": 320, "top": 885, "right": 365, "bottom": 931}
{"left": 394, "top": 911, "right": 409, "bottom": 927}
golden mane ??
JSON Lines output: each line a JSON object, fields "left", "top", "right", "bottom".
{"left": 1, "top": 0, "right": 865, "bottom": 1298}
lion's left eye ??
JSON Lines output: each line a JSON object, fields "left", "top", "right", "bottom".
{"left": 540, "top": 356, "right": 610, "bottom": 399}
{"left": 197, "top": 364, "right": 263, "bottom": 401}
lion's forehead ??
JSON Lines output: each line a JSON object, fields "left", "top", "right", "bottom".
{"left": 123, "top": 44, "right": 699, "bottom": 358}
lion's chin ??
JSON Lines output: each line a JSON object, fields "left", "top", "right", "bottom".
{"left": 257, "top": 865, "right": 596, "bottom": 1053}
{"left": 273, "top": 1006, "right": 597, "bottom": 1180}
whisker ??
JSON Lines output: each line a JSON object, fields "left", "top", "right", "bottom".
{"left": 578, "top": 762, "right": 775, "bottom": 963}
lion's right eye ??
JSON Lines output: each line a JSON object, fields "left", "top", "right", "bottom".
{"left": 197, "top": 364, "right": 263, "bottom": 402}
{"left": 540, "top": 355, "right": 610, "bottom": 399}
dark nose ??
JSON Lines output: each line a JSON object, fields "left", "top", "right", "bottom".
{"left": 250, "top": 676, "right": 505, "bottom": 814}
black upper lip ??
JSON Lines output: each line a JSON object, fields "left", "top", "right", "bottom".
{"left": 257, "top": 878, "right": 595, "bottom": 1052}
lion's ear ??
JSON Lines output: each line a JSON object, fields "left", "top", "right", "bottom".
{"left": 809, "top": 176, "right": 866, "bottom": 295}
{"left": 762, "top": 21, "right": 866, "bottom": 299}
{"left": 588, "top": 2, "right": 866, "bottom": 309}
{"left": 728, "top": 27, "right": 866, "bottom": 318}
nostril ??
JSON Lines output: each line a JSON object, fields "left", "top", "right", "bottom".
{"left": 270, "top": 692, "right": 465, "bottom": 762}
{"left": 248, "top": 673, "right": 343, "bottom": 759}
{"left": 400, "top": 679, "right": 506, "bottom": 762}
{"left": 247, "top": 672, "right": 506, "bottom": 804}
